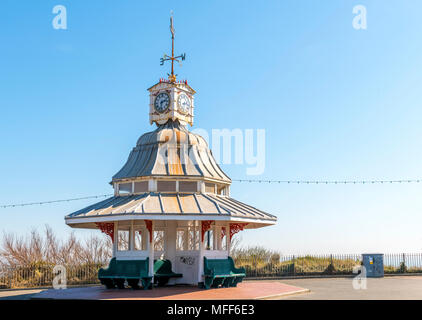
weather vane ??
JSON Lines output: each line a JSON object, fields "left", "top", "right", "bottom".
{"left": 160, "top": 13, "right": 186, "bottom": 83}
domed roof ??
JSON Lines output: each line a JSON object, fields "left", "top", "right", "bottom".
{"left": 112, "top": 120, "right": 231, "bottom": 183}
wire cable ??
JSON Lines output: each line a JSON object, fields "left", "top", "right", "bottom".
{"left": 232, "top": 179, "right": 422, "bottom": 184}
{"left": 1, "top": 178, "right": 421, "bottom": 208}
{"left": 0, "top": 194, "right": 112, "bottom": 209}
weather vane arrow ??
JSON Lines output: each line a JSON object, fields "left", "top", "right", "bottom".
{"left": 160, "top": 13, "right": 186, "bottom": 82}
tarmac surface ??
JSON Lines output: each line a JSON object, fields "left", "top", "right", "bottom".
{"left": 0, "top": 289, "right": 43, "bottom": 300}
{"left": 272, "top": 276, "right": 422, "bottom": 300}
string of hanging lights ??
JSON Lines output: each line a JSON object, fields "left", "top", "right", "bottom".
{"left": 1, "top": 178, "right": 421, "bottom": 208}
{"left": 0, "top": 194, "right": 112, "bottom": 209}
{"left": 232, "top": 179, "right": 422, "bottom": 184}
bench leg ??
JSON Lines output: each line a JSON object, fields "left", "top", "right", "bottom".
{"left": 212, "top": 277, "right": 225, "bottom": 288}
{"left": 141, "top": 278, "right": 152, "bottom": 290}
{"left": 101, "top": 278, "right": 115, "bottom": 289}
{"left": 204, "top": 277, "right": 214, "bottom": 290}
{"left": 127, "top": 279, "right": 140, "bottom": 290}
{"left": 232, "top": 277, "right": 239, "bottom": 286}
{"left": 157, "top": 277, "right": 169, "bottom": 287}
{"left": 211, "top": 278, "right": 220, "bottom": 288}
{"left": 113, "top": 278, "right": 125, "bottom": 289}
{"left": 223, "top": 277, "right": 234, "bottom": 288}
{"left": 232, "top": 276, "right": 244, "bottom": 287}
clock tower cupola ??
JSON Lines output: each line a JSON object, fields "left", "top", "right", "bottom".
{"left": 148, "top": 15, "right": 195, "bottom": 127}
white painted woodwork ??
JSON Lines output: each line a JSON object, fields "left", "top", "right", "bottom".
{"left": 148, "top": 221, "right": 155, "bottom": 277}
{"left": 149, "top": 81, "right": 195, "bottom": 127}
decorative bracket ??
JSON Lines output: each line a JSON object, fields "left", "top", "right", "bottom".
{"left": 95, "top": 222, "right": 115, "bottom": 243}
{"left": 144, "top": 220, "right": 153, "bottom": 243}
{"left": 201, "top": 220, "right": 213, "bottom": 242}
{"left": 229, "top": 223, "right": 248, "bottom": 239}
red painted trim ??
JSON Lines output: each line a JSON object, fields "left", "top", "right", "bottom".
{"left": 221, "top": 227, "right": 226, "bottom": 240}
{"left": 229, "top": 223, "right": 248, "bottom": 239}
{"left": 144, "top": 220, "right": 153, "bottom": 243}
{"left": 201, "top": 220, "right": 213, "bottom": 242}
{"left": 95, "top": 222, "right": 114, "bottom": 243}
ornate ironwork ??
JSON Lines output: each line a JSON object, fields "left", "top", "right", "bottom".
{"left": 201, "top": 220, "right": 213, "bottom": 242}
{"left": 95, "top": 222, "right": 114, "bottom": 243}
{"left": 229, "top": 223, "right": 248, "bottom": 239}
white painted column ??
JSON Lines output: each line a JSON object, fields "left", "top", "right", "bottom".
{"left": 148, "top": 221, "right": 155, "bottom": 277}
{"left": 198, "top": 222, "right": 205, "bottom": 284}
{"left": 193, "top": 223, "right": 197, "bottom": 250}
{"left": 148, "top": 179, "right": 157, "bottom": 192}
{"left": 113, "top": 222, "right": 118, "bottom": 257}
{"left": 141, "top": 227, "right": 148, "bottom": 250}
{"left": 216, "top": 226, "right": 222, "bottom": 250}
{"left": 227, "top": 223, "right": 231, "bottom": 256}
{"left": 213, "top": 226, "right": 218, "bottom": 251}
{"left": 199, "top": 181, "right": 205, "bottom": 193}
{"left": 166, "top": 221, "right": 177, "bottom": 263}
{"left": 183, "top": 227, "right": 188, "bottom": 251}
{"left": 129, "top": 221, "right": 134, "bottom": 251}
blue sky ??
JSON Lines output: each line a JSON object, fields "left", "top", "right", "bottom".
{"left": 1, "top": 0, "right": 422, "bottom": 254}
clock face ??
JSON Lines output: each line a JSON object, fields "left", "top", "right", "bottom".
{"left": 154, "top": 92, "right": 170, "bottom": 113}
{"left": 177, "top": 93, "right": 191, "bottom": 114}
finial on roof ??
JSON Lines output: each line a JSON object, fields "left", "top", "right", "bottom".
{"left": 159, "top": 12, "right": 186, "bottom": 83}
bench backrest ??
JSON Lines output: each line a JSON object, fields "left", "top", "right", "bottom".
{"left": 107, "top": 257, "right": 117, "bottom": 271}
{"left": 204, "top": 257, "right": 235, "bottom": 275}
{"left": 114, "top": 258, "right": 149, "bottom": 277}
{"left": 154, "top": 259, "right": 173, "bottom": 274}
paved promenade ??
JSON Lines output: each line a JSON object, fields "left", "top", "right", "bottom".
{"left": 30, "top": 281, "right": 307, "bottom": 300}
{"left": 275, "top": 276, "right": 422, "bottom": 300}
{"left": 1, "top": 276, "right": 421, "bottom": 300}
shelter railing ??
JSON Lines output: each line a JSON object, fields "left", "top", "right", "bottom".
{"left": 1, "top": 253, "right": 422, "bottom": 289}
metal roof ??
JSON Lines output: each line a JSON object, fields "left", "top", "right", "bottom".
{"left": 65, "top": 192, "right": 277, "bottom": 227}
{"left": 112, "top": 120, "right": 231, "bottom": 183}
{"left": 147, "top": 79, "right": 196, "bottom": 94}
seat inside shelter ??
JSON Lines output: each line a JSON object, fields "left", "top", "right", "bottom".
{"left": 96, "top": 219, "right": 243, "bottom": 285}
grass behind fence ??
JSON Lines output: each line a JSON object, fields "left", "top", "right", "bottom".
{"left": 0, "top": 263, "right": 102, "bottom": 289}
{"left": 234, "top": 254, "right": 362, "bottom": 277}
{"left": 234, "top": 253, "right": 422, "bottom": 278}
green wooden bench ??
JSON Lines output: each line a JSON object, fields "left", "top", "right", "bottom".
{"left": 154, "top": 259, "right": 183, "bottom": 286}
{"left": 98, "top": 257, "right": 152, "bottom": 290}
{"left": 203, "top": 256, "right": 246, "bottom": 289}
